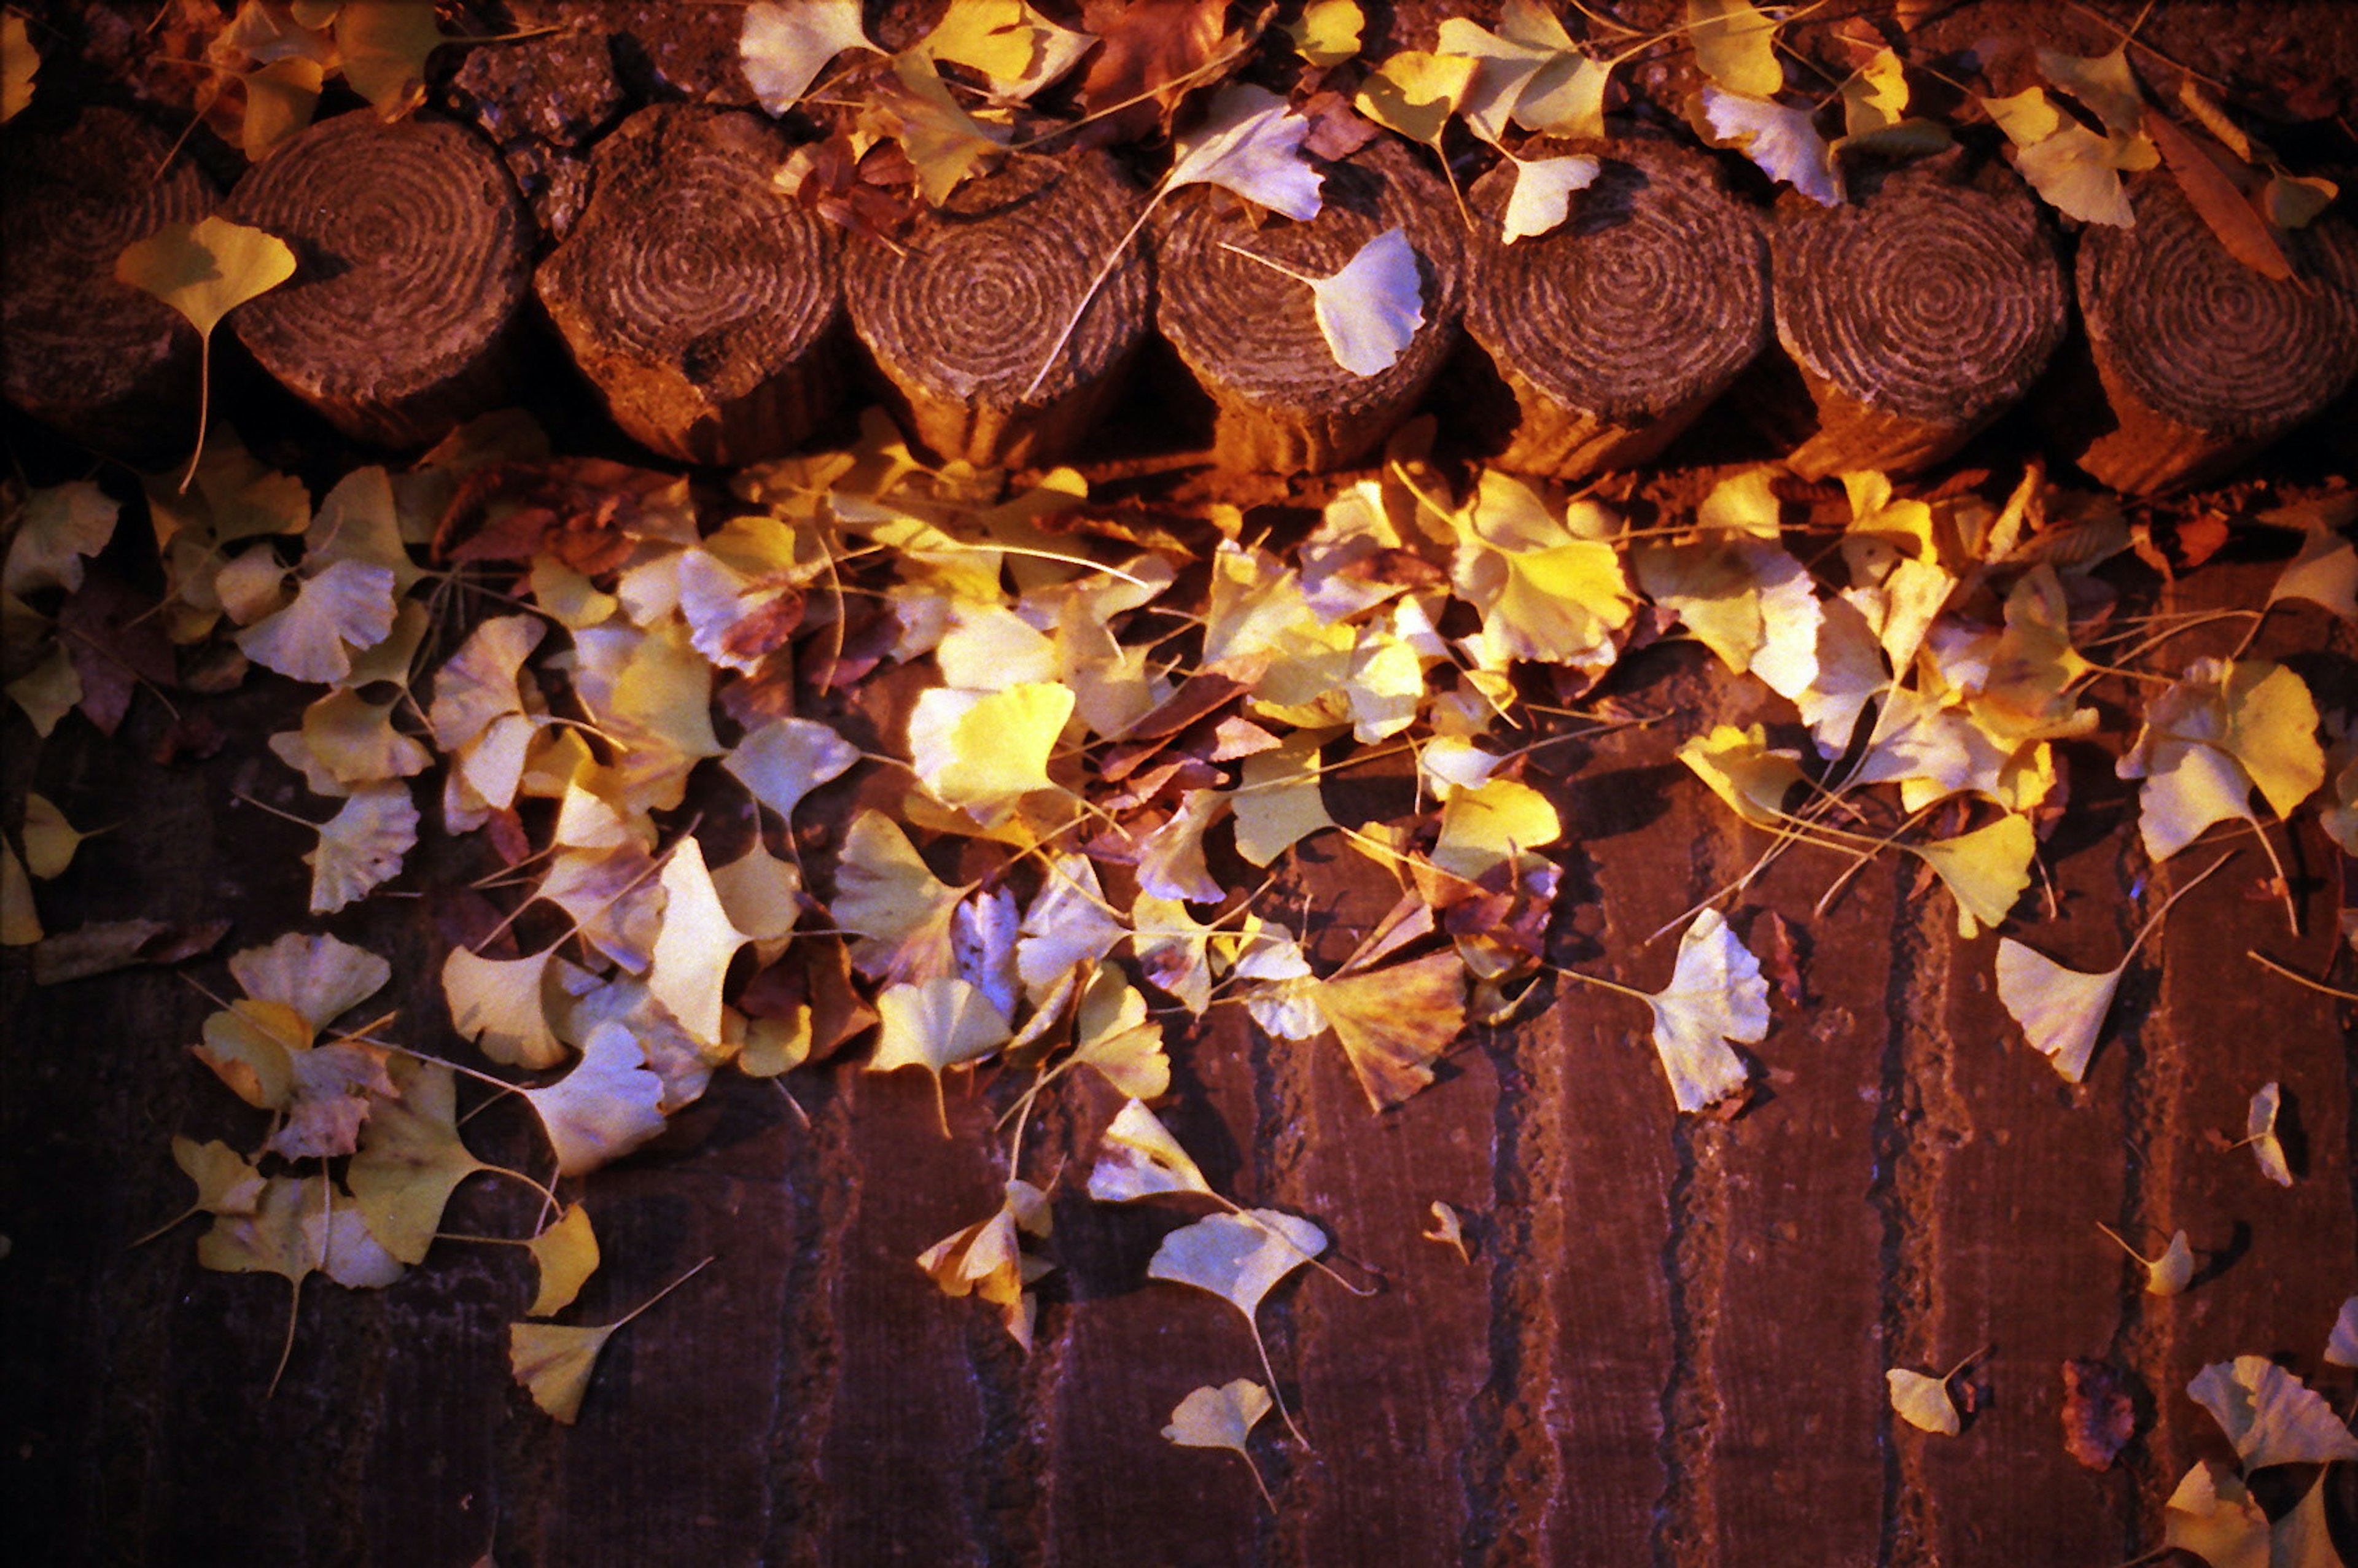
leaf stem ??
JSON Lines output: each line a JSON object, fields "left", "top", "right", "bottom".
{"left": 2246, "top": 950, "right": 2358, "bottom": 1003}
{"left": 610, "top": 1254, "right": 715, "bottom": 1330}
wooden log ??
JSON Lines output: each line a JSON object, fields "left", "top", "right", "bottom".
{"left": 847, "top": 152, "right": 1152, "bottom": 470}
{"left": 1153, "top": 139, "right": 1463, "bottom": 474}
{"left": 0, "top": 107, "right": 213, "bottom": 468}
{"left": 1772, "top": 161, "right": 2068, "bottom": 479}
{"left": 225, "top": 111, "right": 533, "bottom": 450}
{"left": 536, "top": 104, "right": 847, "bottom": 467}
{"left": 1463, "top": 137, "right": 1768, "bottom": 481}
{"left": 2074, "top": 174, "right": 2358, "bottom": 494}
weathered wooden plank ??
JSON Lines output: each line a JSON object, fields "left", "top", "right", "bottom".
{"left": 1918, "top": 838, "right": 2134, "bottom": 1567}
{"left": 1708, "top": 842, "right": 1901, "bottom": 1568}
{"left": 1277, "top": 808, "right": 1496, "bottom": 1564}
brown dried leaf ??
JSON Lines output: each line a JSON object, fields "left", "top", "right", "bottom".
{"left": 2146, "top": 112, "right": 2292, "bottom": 281}
{"left": 2061, "top": 1357, "right": 2136, "bottom": 1470}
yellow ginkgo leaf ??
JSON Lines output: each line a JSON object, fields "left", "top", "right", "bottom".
{"left": 724, "top": 715, "right": 860, "bottom": 821}
{"left": 869, "top": 977, "right": 1011, "bottom": 1135}
{"left": 1149, "top": 1209, "right": 1328, "bottom": 1442}
{"left": 740, "top": 0, "right": 876, "bottom": 114}
{"left": 922, "top": 0, "right": 1093, "bottom": 102}
{"left": 20, "top": 793, "right": 91, "bottom": 880}
{"left": 509, "top": 1256, "right": 711, "bottom": 1424}
{"left": 1644, "top": 909, "right": 1769, "bottom": 1114}
{"left": 1431, "top": 775, "right": 1561, "bottom": 883}
{"left": 1354, "top": 49, "right": 1477, "bottom": 149}
{"left": 1500, "top": 152, "right": 1601, "bottom": 244}
{"left": 1162, "top": 1380, "right": 1277, "bottom": 1505}
{"left": 347, "top": 1055, "right": 488, "bottom": 1264}
{"left": 1288, "top": 0, "right": 1362, "bottom": 68}
{"left": 1071, "top": 967, "right": 1170, "bottom": 1100}
{"left": 2098, "top": 1222, "right": 2196, "bottom": 1296}
{"left": 443, "top": 946, "right": 592, "bottom": 1070}
{"left": 914, "top": 1179, "right": 1051, "bottom": 1349}
{"left": 1296, "top": 950, "right": 1467, "bottom": 1111}
{"left": 1231, "top": 731, "right": 1338, "bottom": 869}
{"left": 508, "top": 1321, "right": 613, "bottom": 1426}
{"left": 709, "top": 839, "right": 803, "bottom": 965}
{"left": 907, "top": 681, "right": 1075, "bottom": 822}
{"left": 238, "top": 559, "right": 400, "bottom": 685}
{"left": 1440, "top": 7, "right": 1607, "bottom": 143}
{"left": 1994, "top": 939, "right": 2121, "bottom": 1084}
{"left": 2163, "top": 1461, "right": 2269, "bottom": 1568}
{"left": 2246, "top": 1082, "right": 2292, "bottom": 1186}
{"left": 242, "top": 56, "right": 324, "bottom": 160}
{"left": 519, "top": 1021, "right": 669, "bottom": 1178}
{"left": 334, "top": 1, "right": 445, "bottom": 114}
{"left": 1886, "top": 1367, "right": 1962, "bottom": 1436}
{"left": 1086, "top": 1098, "right": 1215, "bottom": 1202}
{"left": 305, "top": 781, "right": 417, "bottom": 914}
{"left": 526, "top": 1204, "right": 600, "bottom": 1318}
{"left": 1678, "top": 724, "right": 1806, "bottom": 829}
{"left": 1909, "top": 815, "right": 2035, "bottom": 938}
{"left": 1422, "top": 1201, "right": 1474, "bottom": 1263}
{"left": 647, "top": 836, "right": 752, "bottom": 1049}
{"left": 3, "top": 480, "right": 120, "bottom": 599}
{"left": 2327, "top": 1297, "right": 2358, "bottom": 1368}
{"left": 115, "top": 217, "right": 298, "bottom": 486}
{"left": 832, "top": 810, "right": 971, "bottom": 984}
{"left": 1687, "top": 0, "right": 1781, "bottom": 97}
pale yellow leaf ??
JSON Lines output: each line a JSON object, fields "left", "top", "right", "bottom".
{"left": 1995, "top": 937, "right": 2120, "bottom": 1083}
{"left": 832, "top": 809, "right": 971, "bottom": 984}
{"left": 647, "top": 836, "right": 752, "bottom": 1047}
{"left": 1703, "top": 88, "right": 1841, "bottom": 206}
{"left": 335, "top": 2, "right": 445, "bottom": 114}
{"left": 1909, "top": 815, "right": 2034, "bottom": 937}
{"left": 2246, "top": 1081, "right": 2292, "bottom": 1187}
{"left": 519, "top": 1021, "right": 669, "bottom": 1178}
{"left": 1232, "top": 731, "right": 1336, "bottom": 867}
{"left": 238, "top": 559, "right": 399, "bottom": 684}
{"left": 1886, "top": 1367, "right": 1961, "bottom": 1435}
{"left": 2164, "top": 1461, "right": 2269, "bottom": 1568}
{"left": 443, "top": 946, "right": 593, "bottom": 1071}
{"left": 907, "top": 681, "right": 1074, "bottom": 821}
{"left": 725, "top": 715, "right": 859, "bottom": 821}
{"left": 1086, "top": 1097, "right": 1214, "bottom": 1201}
{"left": 3, "top": 481, "right": 119, "bottom": 598}
{"left": 115, "top": 215, "right": 296, "bottom": 340}
{"left": 2187, "top": 1355, "right": 2358, "bottom": 1469}
{"left": 1644, "top": 909, "right": 1768, "bottom": 1114}
{"left": 1167, "top": 85, "right": 1323, "bottom": 220}
{"left": 1688, "top": 0, "right": 1781, "bottom": 97}
{"left": 1307, "top": 228, "right": 1425, "bottom": 377}
{"left": 741, "top": 0, "right": 875, "bottom": 114}
{"left": 1354, "top": 49, "right": 1476, "bottom": 149}
{"left": 20, "top": 793, "right": 88, "bottom": 880}
{"left": 508, "top": 1321, "right": 613, "bottom": 1424}
{"left": 527, "top": 1204, "right": 600, "bottom": 1318}
{"left": 1500, "top": 153, "right": 1601, "bottom": 244}
{"left": 305, "top": 781, "right": 416, "bottom": 913}
{"left": 1289, "top": 0, "right": 1362, "bottom": 68}
{"left": 348, "top": 1055, "right": 487, "bottom": 1264}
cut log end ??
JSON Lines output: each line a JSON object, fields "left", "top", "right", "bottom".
{"left": 1774, "top": 165, "right": 2067, "bottom": 480}
{"left": 1465, "top": 137, "right": 1768, "bottom": 481}
{"left": 1, "top": 107, "right": 214, "bottom": 468}
{"left": 2076, "top": 175, "right": 2358, "bottom": 494}
{"left": 225, "top": 111, "right": 533, "bottom": 451}
{"left": 537, "top": 105, "right": 846, "bottom": 467}
{"left": 1154, "top": 139, "right": 1465, "bottom": 474}
{"left": 849, "top": 152, "right": 1151, "bottom": 469}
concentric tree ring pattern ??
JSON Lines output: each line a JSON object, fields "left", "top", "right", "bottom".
{"left": 227, "top": 113, "right": 531, "bottom": 403}
{"left": 1775, "top": 179, "right": 2066, "bottom": 425}
{"left": 847, "top": 153, "right": 1150, "bottom": 407}
{"left": 2080, "top": 179, "right": 2358, "bottom": 439}
{"left": 1468, "top": 142, "right": 1767, "bottom": 424}
{"left": 1, "top": 109, "right": 211, "bottom": 423}
{"left": 1155, "top": 139, "right": 1463, "bottom": 414}
{"left": 543, "top": 107, "right": 839, "bottom": 402}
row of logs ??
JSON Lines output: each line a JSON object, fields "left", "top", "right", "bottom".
{"left": 8, "top": 103, "right": 2358, "bottom": 492}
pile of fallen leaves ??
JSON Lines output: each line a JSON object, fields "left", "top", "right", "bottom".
{"left": 4, "top": 396, "right": 2355, "bottom": 1545}
{"left": 6, "top": 1, "right": 2358, "bottom": 1554}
